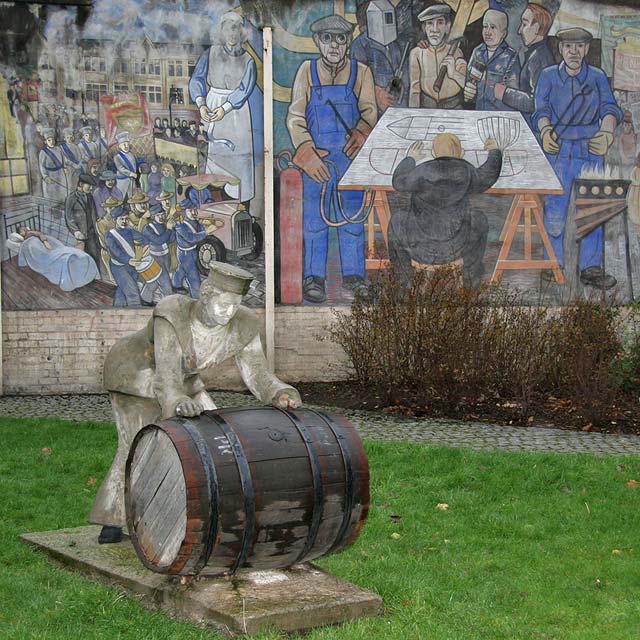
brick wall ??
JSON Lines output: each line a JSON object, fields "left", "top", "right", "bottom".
{"left": 1, "top": 306, "right": 351, "bottom": 395}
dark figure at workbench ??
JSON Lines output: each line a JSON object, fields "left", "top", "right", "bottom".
{"left": 389, "top": 133, "right": 502, "bottom": 288}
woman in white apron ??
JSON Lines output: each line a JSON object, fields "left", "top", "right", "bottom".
{"left": 189, "top": 11, "right": 256, "bottom": 204}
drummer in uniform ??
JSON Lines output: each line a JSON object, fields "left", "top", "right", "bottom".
{"left": 105, "top": 206, "right": 146, "bottom": 307}
{"left": 141, "top": 203, "right": 175, "bottom": 300}
{"left": 172, "top": 201, "right": 208, "bottom": 298}
{"left": 286, "top": 14, "right": 377, "bottom": 303}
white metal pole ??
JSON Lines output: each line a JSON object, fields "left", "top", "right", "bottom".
{"left": 263, "top": 27, "right": 275, "bottom": 372}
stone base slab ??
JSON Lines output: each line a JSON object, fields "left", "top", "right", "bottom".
{"left": 21, "top": 526, "right": 383, "bottom": 636}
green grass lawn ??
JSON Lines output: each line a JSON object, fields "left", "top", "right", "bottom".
{"left": 1, "top": 417, "right": 639, "bottom": 640}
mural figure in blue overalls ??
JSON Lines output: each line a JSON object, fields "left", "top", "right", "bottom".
{"left": 533, "top": 27, "right": 622, "bottom": 290}
{"left": 287, "top": 14, "right": 377, "bottom": 303}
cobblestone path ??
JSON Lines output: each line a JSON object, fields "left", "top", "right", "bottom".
{"left": 1, "top": 392, "right": 639, "bottom": 457}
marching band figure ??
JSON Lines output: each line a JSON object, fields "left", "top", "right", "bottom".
{"left": 105, "top": 206, "right": 144, "bottom": 307}
{"left": 142, "top": 203, "right": 175, "bottom": 300}
{"left": 172, "top": 201, "right": 208, "bottom": 298}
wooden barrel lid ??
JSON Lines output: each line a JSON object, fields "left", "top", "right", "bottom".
{"left": 126, "top": 427, "right": 187, "bottom": 569}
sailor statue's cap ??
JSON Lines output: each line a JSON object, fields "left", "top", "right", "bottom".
{"left": 310, "top": 14, "right": 354, "bottom": 35}
{"left": 204, "top": 262, "right": 254, "bottom": 296}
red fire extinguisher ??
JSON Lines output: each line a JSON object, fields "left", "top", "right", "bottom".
{"left": 277, "top": 150, "right": 303, "bottom": 305}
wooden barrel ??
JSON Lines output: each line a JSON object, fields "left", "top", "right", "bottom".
{"left": 125, "top": 407, "right": 370, "bottom": 576}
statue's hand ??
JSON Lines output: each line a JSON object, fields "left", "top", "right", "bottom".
{"left": 273, "top": 388, "right": 302, "bottom": 409}
{"left": 174, "top": 396, "right": 203, "bottom": 417}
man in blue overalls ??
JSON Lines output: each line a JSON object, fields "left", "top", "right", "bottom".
{"left": 287, "top": 14, "right": 377, "bottom": 303}
{"left": 533, "top": 27, "right": 622, "bottom": 289}
{"left": 172, "top": 201, "right": 208, "bottom": 298}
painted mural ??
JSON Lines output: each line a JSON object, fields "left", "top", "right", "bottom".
{"left": 0, "top": 0, "right": 639, "bottom": 310}
{"left": 272, "top": 0, "right": 640, "bottom": 305}
{"left": 0, "top": 0, "right": 265, "bottom": 310}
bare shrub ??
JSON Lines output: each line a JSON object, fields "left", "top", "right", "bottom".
{"left": 330, "top": 266, "right": 625, "bottom": 425}
{"left": 553, "top": 301, "right": 622, "bottom": 426}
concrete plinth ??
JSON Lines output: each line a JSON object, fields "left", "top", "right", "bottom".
{"left": 21, "top": 526, "right": 383, "bottom": 636}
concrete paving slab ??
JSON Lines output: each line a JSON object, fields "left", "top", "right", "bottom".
{"left": 20, "top": 526, "right": 383, "bottom": 637}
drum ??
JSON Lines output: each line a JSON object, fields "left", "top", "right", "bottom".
{"left": 135, "top": 255, "right": 161, "bottom": 283}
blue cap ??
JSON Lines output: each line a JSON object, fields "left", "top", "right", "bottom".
{"left": 150, "top": 203, "right": 163, "bottom": 214}
{"left": 110, "top": 206, "right": 126, "bottom": 219}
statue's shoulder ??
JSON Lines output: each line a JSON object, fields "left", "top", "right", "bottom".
{"left": 232, "top": 305, "right": 261, "bottom": 344}
{"left": 153, "top": 294, "right": 195, "bottom": 323}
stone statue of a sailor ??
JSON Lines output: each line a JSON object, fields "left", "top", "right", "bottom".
{"left": 91, "top": 263, "right": 302, "bottom": 543}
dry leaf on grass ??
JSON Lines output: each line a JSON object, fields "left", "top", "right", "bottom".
{"left": 87, "top": 476, "right": 97, "bottom": 485}
{"left": 391, "top": 533, "right": 401, "bottom": 540}
{"left": 626, "top": 479, "right": 638, "bottom": 488}
{"left": 436, "top": 503, "right": 449, "bottom": 511}
{"left": 40, "top": 447, "right": 52, "bottom": 456}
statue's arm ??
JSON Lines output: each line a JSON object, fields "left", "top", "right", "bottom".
{"left": 235, "top": 334, "right": 301, "bottom": 408}
{"left": 153, "top": 316, "right": 193, "bottom": 418}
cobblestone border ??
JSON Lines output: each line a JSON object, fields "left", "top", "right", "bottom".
{"left": 1, "top": 392, "right": 639, "bottom": 457}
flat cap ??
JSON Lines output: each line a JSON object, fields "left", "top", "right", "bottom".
{"left": 99, "top": 169, "right": 116, "bottom": 181}
{"left": 116, "top": 131, "right": 130, "bottom": 144}
{"left": 42, "top": 128, "right": 55, "bottom": 138}
{"left": 310, "top": 14, "right": 354, "bottom": 34}
{"left": 418, "top": 3, "right": 453, "bottom": 21}
{"left": 80, "top": 126, "right": 93, "bottom": 135}
{"left": 205, "top": 262, "right": 254, "bottom": 296}
{"left": 556, "top": 27, "right": 593, "bottom": 43}
{"left": 62, "top": 128, "right": 74, "bottom": 137}
{"left": 150, "top": 203, "right": 164, "bottom": 214}
{"left": 78, "top": 173, "right": 97, "bottom": 186}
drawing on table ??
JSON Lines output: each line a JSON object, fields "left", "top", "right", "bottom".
{"left": 476, "top": 116, "right": 521, "bottom": 149}
{"left": 387, "top": 115, "right": 469, "bottom": 143}
{"left": 368, "top": 145, "right": 528, "bottom": 178}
